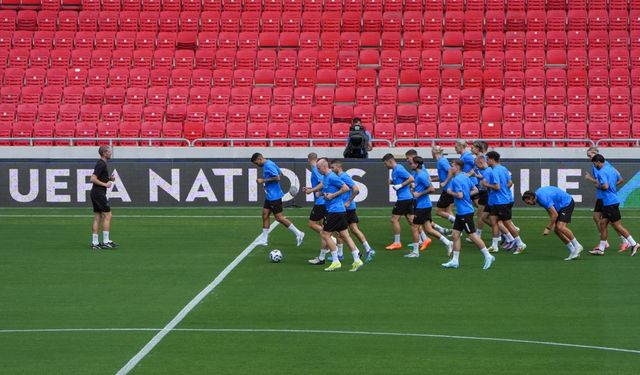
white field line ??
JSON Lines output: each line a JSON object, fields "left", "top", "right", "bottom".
{"left": 1, "top": 327, "right": 638, "bottom": 356}
{"left": 113, "top": 221, "right": 279, "bottom": 375}
{"left": 1, "top": 214, "right": 639, "bottom": 220}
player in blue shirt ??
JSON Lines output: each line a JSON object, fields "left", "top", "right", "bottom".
{"left": 431, "top": 146, "right": 456, "bottom": 235}
{"left": 484, "top": 151, "right": 527, "bottom": 254}
{"left": 443, "top": 160, "right": 495, "bottom": 270}
{"left": 382, "top": 153, "right": 415, "bottom": 250}
{"left": 591, "top": 154, "right": 639, "bottom": 256}
{"left": 304, "top": 159, "right": 364, "bottom": 272}
{"left": 468, "top": 141, "right": 489, "bottom": 240}
{"left": 303, "top": 153, "right": 330, "bottom": 259}
{"left": 585, "top": 147, "right": 630, "bottom": 254}
{"left": 405, "top": 156, "right": 453, "bottom": 258}
{"left": 522, "top": 186, "right": 584, "bottom": 260}
{"left": 251, "top": 153, "right": 305, "bottom": 248}
{"left": 405, "top": 149, "right": 436, "bottom": 246}
{"left": 328, "top": 159, "right": 375, "bottom": 263}
{"left": 455, "top": 140, "right": 479, "bottom": 203}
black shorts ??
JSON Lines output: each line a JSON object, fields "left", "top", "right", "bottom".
{"left": 484, "top": 204, "right": 492, "bottom": 213}
{"left": 436, "top": 191, "right": 454, "bottom": 208}
{"left": 470, "top": 191, "right": 479, "bottom": 201}
{"left": 309, "top": 204, "right": 326, "bottom": 221}
{"left": 490, "top": 203, "right": 513, "bottom": 221}
{"left": 392, "top": 199, "right": 415, "bottom": 216}
{"left": 453, "top": 213, "right": 476, "bottom": 234}
{"left": 345, "top": 209, "right": 359, "bottom": 224}
{"left": 323, "top": 212, "right": 348, "bottom": 232}
{"left": 90, "top": 190, "right": 111, "bottom": 213}
{"left": 478, "top": 190, "right": 489, "bottom": 206}
{"left": 263, "top": 199, "right": 283, "bottom": 214}
{"left": 413, "top": 207, "right": 433, "bottom": 225}
{"left": 556, "top": 199, "right": 575, "bottom": 223}
{"left": 593, "top": 199, "right": 604, "bottom": 213}
{"left": 601, "top": 203, "right": 622, "bottom": 223}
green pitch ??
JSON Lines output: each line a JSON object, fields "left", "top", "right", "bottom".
{"left": 1, "top": 207, "right": 639, "bottom": 374}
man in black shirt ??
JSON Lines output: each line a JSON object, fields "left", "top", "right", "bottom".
{"left": 90, "top": 145, "right": 118, "bottom": 249}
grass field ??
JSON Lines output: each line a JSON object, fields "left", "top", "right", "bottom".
{"left": 1, "top": 207, "right": 639, "bottom": 374}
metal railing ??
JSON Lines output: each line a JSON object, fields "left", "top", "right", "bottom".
{"left": 0, "top": 137, "right": 192, "bottom": 147}
{"left": 595, "top": 138, "right": 640, "bottom": 147}
{"left": 190, "top": 138, "right": 394, "bottom": 147}
{"left": 393, "top": 138, "right": 597, "bottom": 147}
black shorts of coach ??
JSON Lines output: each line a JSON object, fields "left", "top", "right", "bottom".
{"left": 309, "top": 204, "right": 327, "bottom": 221}
{"left": 453, "top": 213, "right": 476, "bottom": 234}
{"left": 392, "top": 199, "right": 415, "bottom": 216}
{"left": 263, "top": 198, "right": 283, "bottom": 214}
{"left": 90, "top": 190, "right": 111, "bottom": 213}
{"left": 345, "top": 209, "right": 359, "bottom": 224}
{"left": 601, "top": 203, "right": 622, "bottom": 223}
{"left": 413, "top": 208, "right": 433, "bottom": 225}
{"left": 490, "top": 203, "right": 514, "bottom": 221}
{"left": 593, "top": 198, "right": 604, "bottom": 213}
{"left": 436, "top": 191, "right": 454, "bottom": 209}
{"left": 477, "top": 190, "right": 489, "bottom": 206}
{"left": 323, "top": 212, "right": 349, "bottom": 232}
{"left": 556, "top": 199, "right": 575, "bottom": 224}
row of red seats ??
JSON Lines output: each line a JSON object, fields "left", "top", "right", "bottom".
{"left": 5, "top": 9, "right": 640, "bottom": 34}
{"left": 0, "top": 120, "right": 635, "bottom": 147}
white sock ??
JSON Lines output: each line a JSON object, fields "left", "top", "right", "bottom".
{"left": 492, "top": 237, "right": 500, "bottom": 248}
{"left": 394, "top": 234, "right": 401, "bottom": 243}
{"left": 476, "top": 229, "right": 482, "bottom": 237}
{"left": 480, "top": 247, "right": 491, "bottom": 259}
{"left": 567, "top": 243, "right": 575, "bottom": 253}
{"left": 598, "top": 240, "right": 607, "bottom": 251}
{"left": 337, "top": 243, "right": 344, "bottom": 256}
{"left": 103, "top": 231, "right": 110, "bottom": 243}
{"left": 352, "top": 250, "right": 360, "bottom": 261}
{"left": 363, "top": 241, "right": 372, "bottom": 252}
{"left": 505, "top": 233, "right": 515, "bottom": 242}
{"left": 412, "top": 243, "right": 419, "bottom": 253}
{"left": 620, "top": 235, "right": 629, "bottom": 245}
{"left": 433, "top": 223, "right": 446, "bottom": 232}
{"left": 330, "top": 250, "right": 339, "bottom": 263}
{"left": 419, "top": 231, "right": 427, "bottom": 242}
{"left": 447, "top": 214, "right": 455, "bottom": 223}
{"left": 570, "top": 238, "right": 581, "bottom": 249}
{"left": 514, "top": 236, "right": 524, "bottom": 246}
{"left": 262, "top": 228, "right": 269, "bottom": 238}
{"left": 439, "top": 236, "right": 452, "bottom": 246}
{"left": 626, "top": 235, "right": 637, "bottom": 247}
{"left": 288, "top": 223, "right": 302, "bottom": 237}
{"left": 452, "top": 250, "right": 460, "bottom": 263}
{"left": 92, "top": 233, "right": 99, "bottom": 245}
{"left": 319, "top": 249, "right": 328, "bottom": 260}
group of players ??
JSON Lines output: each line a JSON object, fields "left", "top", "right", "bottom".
{"left": 250, "top": 142, "right": 640, "bottom": 272}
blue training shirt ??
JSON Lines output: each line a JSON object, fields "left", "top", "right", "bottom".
{"left": 460, "top": 150, "right": 478, "bottom": 186}
{"left": 263, "top": 160, "right": 284, "bottom": 201}
{"left": 338, "top": 172, "right": 357, "bottom": 210}
{"left": 392, "top": 164, "right": 413, "bottom": 201}
{"left": 414, "top": 170, "right": 433, "bottom": 209}
{"left": 437, "top": 157, "right": 451, "bottom": 190}
{"left": 450, "top": 173, "right": 475, "bottom": 216}
{"left": 597, "top": 164, "right": 621, "bottom": 206}
{"left": 491, "top": 164, "right": 514, "bottom": 205}
{"left": 535, "top": 186, "right": 573, "bottom": 210}
{"left": 591, "top": 161, "right": 611, "bottom": 200}
{"left": 322, "top": 171, "right": 347, "bottom": 213}
{"left": 476, "top": 166, "right": 492, "bottom": 192}
{"left": 311, "top": 165, "right": 325, "bottom": 205}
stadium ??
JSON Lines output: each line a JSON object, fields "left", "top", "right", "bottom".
{"left": 1, "top": 0, "right": 639, "bottom": 374}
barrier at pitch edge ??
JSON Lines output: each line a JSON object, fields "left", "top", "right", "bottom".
{"left": 1, "top": 159, "right": 639, "bottom": 208}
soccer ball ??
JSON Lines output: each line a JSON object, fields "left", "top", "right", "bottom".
{"left": 269, "top": 249, "right": 283, "bottom": 263}
{"left": 289, "top": 185, "right": 299, "bottom": 196}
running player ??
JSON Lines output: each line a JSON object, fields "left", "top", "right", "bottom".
{"left": 382, "top": 153, "right": 415, "bottom": 250}
{"left": 251, "top": 153, "right": 305, "bottom": 247}
{"left": 307, "top": 159, "right": 364, "bottom": 272}
{"left": 405, "top": 149, "right": 434, "bottom": 244}
{"left": 591, "top": 154, "right": 640, "bottom": 256}
{"left": 90, "top": 145, "right": 118, "bottom": 250}
{"left": 484, "top": 151, "right": 527, "bottom": 254}
{"left": 406, "top": 156, "right": 454, "bottom": 258}
{"left": 304, "top": 153, "right": 330, "bottom": 258}
{"left": 584, "top": 147, "right": 630, "bottom": 253}
{"left": 330, "top": 159, "right": 376, "bottom": 262}
{"left": 455, "top": 140, "right": 479, "bottom": 205}
{"left": 442, "top": 160, "right": 495, "bottom": 270}
{"left": 432, "top": 146, "right": 456, "bottom": 234}
{"left": 522, "top": 187, "right": 584, "bottom": 260}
